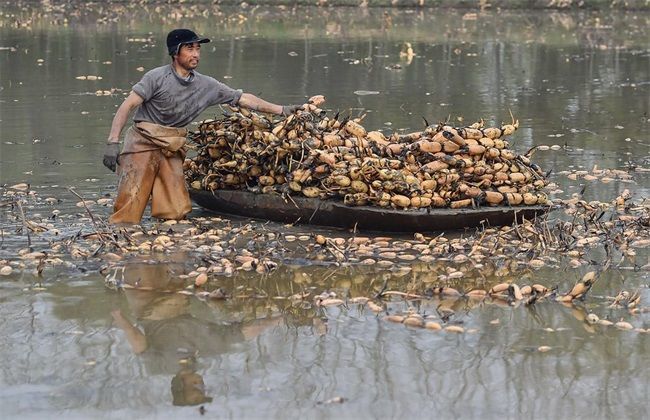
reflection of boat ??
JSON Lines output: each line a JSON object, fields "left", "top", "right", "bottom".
{"left": 191, "top": 189, "right": 552, "bottom": 233}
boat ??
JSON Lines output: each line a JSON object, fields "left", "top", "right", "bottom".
{"left": 190, "top": 189, "right": 552, "bottom": 233}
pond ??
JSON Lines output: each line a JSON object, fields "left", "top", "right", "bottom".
{"left": 0, "top": 3, "right": 648, "bottom": 418}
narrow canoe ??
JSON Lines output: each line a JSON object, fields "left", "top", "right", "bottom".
{"left": 190, "top": 189, "right": 551, "bottom": 232}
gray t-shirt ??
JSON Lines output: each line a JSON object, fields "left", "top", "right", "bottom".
{"left": 132, "top": 64, "right": 242, "bottom": 128}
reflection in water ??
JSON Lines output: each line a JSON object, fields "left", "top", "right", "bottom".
{"left": 111, "top": 261, "right": 281, "bottom": 407}
{"left": 0, "top": 260, "right": 646, "bottom": 417}
{"left": 170, "top": 362, "right": 211, "bottom": 407}
{"left": 0, "top": 3, "right": 648, "bottom": 418}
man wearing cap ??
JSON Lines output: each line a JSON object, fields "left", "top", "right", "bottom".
{"left": 103, "top": 29, "right": 300, "bottom": 224}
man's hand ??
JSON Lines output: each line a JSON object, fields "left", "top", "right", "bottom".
{"left": 103, "top": 143, "right": 121, "bottom": 172}
{"left": 281, "top": 104, "right": 302, "bottom": 116}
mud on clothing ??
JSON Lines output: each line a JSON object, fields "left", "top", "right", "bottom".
{"left": 110, "top": 65, "right": 242, "bottom": 223}
{"left": 132, "top": 64, "right": 242, "bottom": 127}
{"left": 110, "top": 123, "right": 191, "bottom": 224}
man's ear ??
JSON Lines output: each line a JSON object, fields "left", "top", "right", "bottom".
{"left": 171, "top": 44, "right": 181, "bottom": 58}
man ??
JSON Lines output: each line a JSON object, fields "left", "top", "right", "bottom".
{"left": 103, "top": 29, "right": 300, "bottom": 224}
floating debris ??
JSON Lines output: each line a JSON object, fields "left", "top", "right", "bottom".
{"left": 425, "top": 321, "right": 442, "bottom": 330}
{"left": 75, "top": 75, "right": 103, "bottom": 80}
{"left": 317, "top": 396, "right": 346, "bottom": 405}
{"left": 444, "top": 325, "right": 465, "bottom": 333}
{"left": 615, "top": 321, "right": 634, "bottom": 330}
{"left": 194, "top": 272, "right": 208, "bottom": 287}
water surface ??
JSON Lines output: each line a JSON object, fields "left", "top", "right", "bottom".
{"left": 1, "top": 4, "right": 649, "bottom": 419}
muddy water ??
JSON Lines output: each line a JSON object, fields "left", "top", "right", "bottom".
{"left": 1, "top": 4, "right": 649, "bottom": 418}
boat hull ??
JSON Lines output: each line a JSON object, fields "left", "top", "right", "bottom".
{"left": 190, "top": 189, "right": 551, "bottom": 232}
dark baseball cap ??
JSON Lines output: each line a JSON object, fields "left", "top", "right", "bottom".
{"left": 166, "top": 29, "right": 210, "bottom": 56}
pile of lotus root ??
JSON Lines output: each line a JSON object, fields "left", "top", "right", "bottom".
{"left": 184, "top": 95, "right": 549, "bottom": 210}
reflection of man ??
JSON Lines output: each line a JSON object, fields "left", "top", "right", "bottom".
{"left": 170, "top": 361, "right": 212, "bottom": 406}
{"left": 111, "top": 262, "right": 281, "bottom": 406}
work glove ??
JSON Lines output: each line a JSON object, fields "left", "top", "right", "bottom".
{"left": 103, "top": 142, "right": 121, "bottom": 172}
{"left": 281, "top": 104, "right": 302, "bottom": 116}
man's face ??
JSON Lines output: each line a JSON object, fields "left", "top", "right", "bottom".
{"left": 174, "top": 42, "right": 201, "bottom": 71}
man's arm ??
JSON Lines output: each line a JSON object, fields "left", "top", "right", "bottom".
{"left": 237, "top": 93, "right": 284, "bottom": 115}
{"left": 107, "top": 91, "right": 144, "bottom": 143}
{"left": 103, "top": 91, "right": 144, "bottom": 172}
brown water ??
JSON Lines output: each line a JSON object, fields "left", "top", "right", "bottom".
{"left": 1, "top": 3, "right": 649, "bottom": 419}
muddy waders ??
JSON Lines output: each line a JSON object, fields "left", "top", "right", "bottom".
{"left": 109, "top": 122, "right": 191, "bottom": 224}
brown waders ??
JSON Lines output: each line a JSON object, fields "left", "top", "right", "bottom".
{"left": 109, "top": 122, "right": 191, "bottom": 224}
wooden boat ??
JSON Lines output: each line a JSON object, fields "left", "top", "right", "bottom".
{"left": 190, "top": 189, "right": 552, "bottom": 233}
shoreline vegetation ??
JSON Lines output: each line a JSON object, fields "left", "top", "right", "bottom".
{"left": 8, "top": 0, "right": 650, "bottom": 11}
{"left": 144, "top": 0, "right": 650, "bottom": 11}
